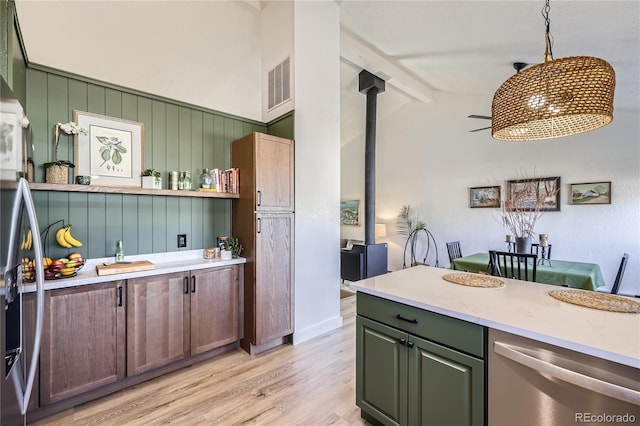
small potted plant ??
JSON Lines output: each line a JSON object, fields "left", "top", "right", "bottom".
{"left": 141, "top": 168, "right": 162, "bottom": 189}
{"left": 43, "top": 121, "right": 87, "bottom": 184}
{"left": 226, "top": 237, "right": 244, "bottom": 259}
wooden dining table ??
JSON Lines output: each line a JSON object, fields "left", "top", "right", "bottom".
{"left": 450, "top": 252, "right": 606, "bottom": 291}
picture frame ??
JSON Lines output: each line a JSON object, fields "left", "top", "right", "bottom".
{"left": 74, "top": 111, "right": 144, "bottom": 187}
{"left": 507, "top": 176, "right": 560, "bottom": 212}
{"left": 570, "top": 181, "right": 611, "bottom": 205}
{"left": 0, "top": 98, "right": 23, "bottom": 180}
{"left": 469, "top": 186, "right": 501, "bottom": 208}
{"left": 340, "top": 199, "right": 360, "bottom": 226}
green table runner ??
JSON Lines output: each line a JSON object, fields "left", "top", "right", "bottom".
{"left": 451, "top": 252, "right": 605, "bottom": 291}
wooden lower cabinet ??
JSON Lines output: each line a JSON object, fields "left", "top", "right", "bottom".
{"left": 127, "top": 272, "right": 189, "bottom": 375}
{"left": 127, "top": 265, "right": 242, "bottom": 375}
{"left": 356, "top": 294, "right": 485, "bottom": 426}
{"left": 36, "top": 264, "right": 242, "bottom": 415}
{"left": 190, "top": 266, "right": 241, "bottom": 355}
{"left": 40, "top": 281, "right": 126, "bottom": 405}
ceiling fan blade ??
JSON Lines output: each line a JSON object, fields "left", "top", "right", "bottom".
{"left": 468, "top": 114, "right": 492, "bottom": 120}
{"left": 469, "top": 126, "right": 492, "bottom": 132}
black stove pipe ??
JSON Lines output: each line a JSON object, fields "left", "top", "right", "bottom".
{"left": 358, "top": 70, "right": 385, "bottom": 245}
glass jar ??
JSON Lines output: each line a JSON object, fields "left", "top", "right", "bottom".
{"left": 178, "top": 172, "right": 185, "bottom": 190}
{"left": 200, "top": 168, "right": 213, "bottom": 189}
{"left": 183, "top": 171, "right": 192, "bottom": 190}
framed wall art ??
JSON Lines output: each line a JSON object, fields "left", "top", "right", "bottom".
{"left": 340, "top": 199, "right": 360, "bottom": 226}
{"left": 570, "top": 181, "right": 611, "bottom": 205}
{"left": 469, "top": 186, "right": 501, "bottom": 208}
{"left": 507, "top": 176, "right": 560, "bottom": 212}
{"left": 74, "top": 111, "right": 144, "bottom": 187}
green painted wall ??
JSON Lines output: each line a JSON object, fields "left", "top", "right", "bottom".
{"left": 1, "top": 0, "right": 27, "bottom": 103}
{"left": 267, "top": 111, "right": 294, "bottom": 140}
{"left": 25, "top": 67, "right": 269, "bottom": 260}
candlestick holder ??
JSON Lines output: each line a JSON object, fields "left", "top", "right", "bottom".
{"left": 537, "top": 245, "right": 552, "bottom": 266}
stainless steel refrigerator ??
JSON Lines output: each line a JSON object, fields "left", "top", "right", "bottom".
{"left": 1, "top": 77, "right": 45, "bottom": 425}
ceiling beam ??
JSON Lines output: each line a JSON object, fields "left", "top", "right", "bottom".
{"left": 341, "top": 28, "right": 435, "bottom": 104}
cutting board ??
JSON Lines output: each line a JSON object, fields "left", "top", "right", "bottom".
{"left": 96, "top": 260, "right": 155, "bottom": 276}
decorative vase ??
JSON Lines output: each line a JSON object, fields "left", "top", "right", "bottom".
{"left": 515, "top": 237, "right": 532, "bottom": 254}
{"left": 45, "top": 164, "right": 69, "bottom": 184}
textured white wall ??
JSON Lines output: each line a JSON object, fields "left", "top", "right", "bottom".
{"left": 342, "top": 92, "right": 640, "bottom": 295}
{"left": 16, "top": 1, "right": 263, "bottom": 121}
{"left": 292, "top": 1, "right": 342, "bottom": 343}
{"left": 260, "top": 1, "right": 294, "bottom": 123}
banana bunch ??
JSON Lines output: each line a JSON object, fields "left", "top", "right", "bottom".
{"left": 55, "top": 225, "right": 83, "bottom": 248}
{"left": 20, "top": 229, "right": 33, "bottom": 251}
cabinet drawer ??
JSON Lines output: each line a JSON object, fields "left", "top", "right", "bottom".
{"left": 357, "top": 292, "right": 485, "bottom": 358}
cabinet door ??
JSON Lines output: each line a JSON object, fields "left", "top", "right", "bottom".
{"left": 190, "top": 266, "right": 240, "bottom": 355}
{"left": 40, "top": 281, "right": 125, "bottom": 404}
{"left": 408, "top": 335, "right": 485, "bottom": 426}
{"left": 127, "top": 272, "right": 189, "bottom": 375}
{"left": 356, "top": 316, "right": 408, "bottom": 426}
{"left": 255, "top": 134, "right": 294, "bottom": 211}
{"left": 254, "top": 213, "right": 294, "bottom": 344}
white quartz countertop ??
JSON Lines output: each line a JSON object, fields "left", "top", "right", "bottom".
{"left": 18, "top": 250, "right": 246, "bottom": 293}
{"left": 351, "top": 266, "right": 640, "bottom": 369}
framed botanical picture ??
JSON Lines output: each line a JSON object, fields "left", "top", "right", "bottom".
{"left": 570, "top": 181, "right": 611, "bottom": 205}
{"left": 0, "top": 98, "right": 23, "bottom": 180}
{"left": 469, "top": 186, "right": 501, "bottom": 208}
{"left": 507, "top": 176, "right": 560, "bottom": 212}
{"left": 340, "top": 199, "right": 360, "bottom": 226}
{"left": 73, "top": 111, "right": 144, "bottom": 187}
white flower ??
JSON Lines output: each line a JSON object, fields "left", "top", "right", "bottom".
{"left": 58, "top": 121, "right": 88, "bottom": 135}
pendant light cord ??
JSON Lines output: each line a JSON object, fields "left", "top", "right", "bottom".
{"left": 542, "top": 0, "right": 554, "bottom": 62}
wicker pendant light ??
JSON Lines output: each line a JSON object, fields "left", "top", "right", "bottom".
{"left": 492, "top": 0, "right": 615, "bottom": 141}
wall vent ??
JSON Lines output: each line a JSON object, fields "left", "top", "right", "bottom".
{"left": 268, "top": 57, "right": 291, "bottom": 110}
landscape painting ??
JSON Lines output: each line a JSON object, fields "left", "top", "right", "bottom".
{"left": 570, "top": 182, "right": 611, "bottom": 205}
{"left": 340, "top": 200, "right": 360, "bottom": 226}
{"left": 469, "top": 186, "right": 501, "bottom": 208}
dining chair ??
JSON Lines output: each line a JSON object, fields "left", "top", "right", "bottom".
{"left": 446, "top": 241, "right": 463, "bottom": 263}
{"left": 609, "top": 253, "right": 629, "bottom": 295}
{"left": 488, "top": 250, "right": 501, "bottom": 276}
{"left": 531, "top": 243, "right": 552, "bottom": 260}
{"left": 490, "top": 251, "right": 538, "bottom": 282}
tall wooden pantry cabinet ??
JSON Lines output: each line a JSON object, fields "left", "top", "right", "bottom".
{"left": 231, "top": 132, "right": 294, "bottom": 355}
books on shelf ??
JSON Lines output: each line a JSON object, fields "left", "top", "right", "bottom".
{"left": 205, "top": 168, "right": 240, "bottom": 194}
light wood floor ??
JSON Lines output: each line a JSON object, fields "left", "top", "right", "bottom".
{"left": 34, "top": 294, "right": 369, "bottom": 426}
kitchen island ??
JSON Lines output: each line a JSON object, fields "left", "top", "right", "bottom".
{"left": 351, "top": 266, "right": 640, "bottom": 425}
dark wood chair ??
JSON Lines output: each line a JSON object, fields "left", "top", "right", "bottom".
{"left": 531, "top": 243, "right": 552, "bottom": 260}
{"left": 489, "top": 250, "right": 538, "bottom": 282}
{"left": 446, "top": 241, "right": 463, "bottom": 263}
{"left": 488, "top": 250, "right": 501, "bottom": 276}
{"left": 610, "top": 253, "right": 629, "bottom": 295}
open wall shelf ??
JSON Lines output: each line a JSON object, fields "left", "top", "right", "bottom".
{"left": 13, "top": 182, "right": 239, "bottom": 199}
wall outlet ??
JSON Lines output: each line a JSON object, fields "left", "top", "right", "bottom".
{"left": 177, "top": 234, "right": 187, "bottom": 248}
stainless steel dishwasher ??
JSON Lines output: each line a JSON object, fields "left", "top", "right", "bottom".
{"left": 489, "top": 328, "right": 640, "bottom": 426}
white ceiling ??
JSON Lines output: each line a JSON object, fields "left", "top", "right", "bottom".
{"left": 338, "top": 0, "right": 640, "bottom": 143}
{"left": 14, "top": 1, "right": 640, "bottom": 144}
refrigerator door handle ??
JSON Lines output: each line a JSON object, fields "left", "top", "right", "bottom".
{"left": 494, "top": 341, "right": 640, "bottom": 406}
{"left": 10, "top": 179, "right": 45, "bottom": 415}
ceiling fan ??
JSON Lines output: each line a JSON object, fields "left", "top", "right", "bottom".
{"left": 468, "top": 62, "right": 529, "bottom": 132}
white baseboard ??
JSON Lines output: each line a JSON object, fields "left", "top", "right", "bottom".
{"left": 292, "top": 315, "right": 343, "bottom": 345}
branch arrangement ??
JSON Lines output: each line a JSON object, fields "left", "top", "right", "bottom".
{"left": 499, "top": 178, "right": 559, "bottom": 238}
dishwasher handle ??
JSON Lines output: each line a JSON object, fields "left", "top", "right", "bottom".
{"left": 494, "top": 341, "right": 640, "bottom": 406}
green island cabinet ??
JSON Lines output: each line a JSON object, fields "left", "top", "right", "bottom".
{"left": 356, "top": 292, "right": 486, "bottom": 426}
